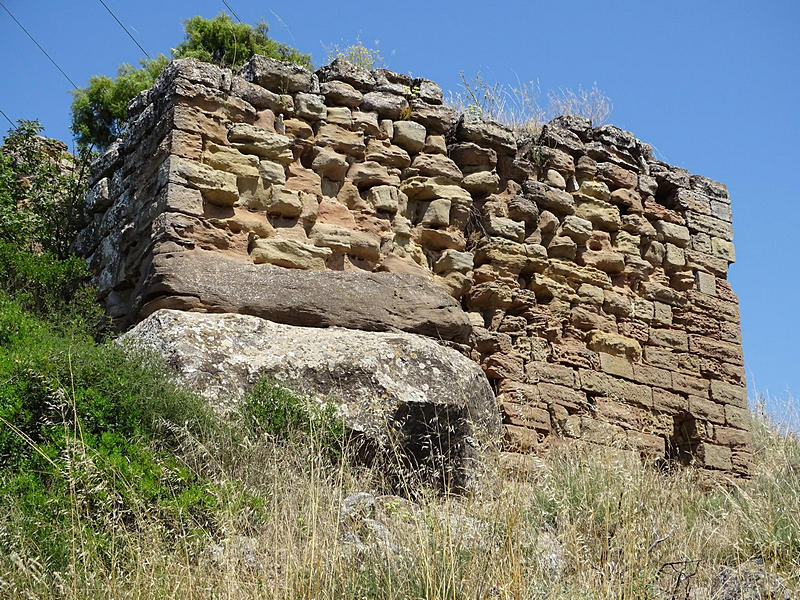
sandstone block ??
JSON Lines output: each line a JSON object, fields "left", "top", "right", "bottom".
{"left": 366, "top": 185, "right": 401, "bottom": 213}
{"left": 347, "top": 161, "right": 400, "bottom": 188}
{"left": 264, "top": 186, "right": 303, "bottom": 217}
{"left": 689, "top": 335, "right": 744, "bottom": 365}
{"left": 503, "top": 425, "right": 539, "bottom": 452}
{"left": 586, "top": 330, "right": 642, "bottom": 361}
{"left": 312, "top": 147, "right": 348, "bottom": 181}
{"left": 251, "top": 238, "right": 332, "bottom": 269}
{"left": 724, "top": 405, "right": 749, "bottom": 429}
{"left": 294, "top": 92, "right": 327, "bottom": 120}
{"left": 577, "top": 180, "right": 611, "bottom": 201}
{"left": 685, "top": 211, "right": 734, "bottom": 241}
{"left": 315, "top": 123, "right": 366, "bottom": 157}
{"left": 309, "top": 222, "right": 351, "bottom": 252}
{"left": 410, "top": 153, "right": 463, "bottom": 180}
{"left": 258, "top": 160, "right": 287, "bottom": 185}
{"left": 714, "top": 426, "right": 752, "bottom": 447}
{"left": 524, "top": 180, "right": 575, "bottom": 214}
{"left": 697, "top": 442, "right": 732, "bottom": 471}
{"left": 204, "top": 142, "right": 260, "bottom": 177}
{"left": 364, "top": 139, "right": 412, "bottom": 169}
{"left": 500, "top": 401, "right": 551, "bottom": 431}
{"left": 392, "top": 120, "right": 427, "bottom": 153}
{"left": 320, "top": 80, "right": 363, "bottom": 106}
{"left": 361, "top": 91, "right": 409, "bottom": 119}
{"left": 228, "top": 123, "right": 293, "bottom": 163}
{"left": 688, "top": 395, "right": 725, "bottom": 424}
{"left": 652, "top": 388, "right": 686, "bottom": 413}
{"left": 166, "top": 156, "right": 239, "bottom": 206}
{"left": 434, "top": 249, "right": 474, "bottom": 274}
{"left": 456, "top": 117, "right": 516, "bottom": 153}
{"left": 649, "top": 328, "right": 689, "bottom": 351}
{"left": 419, "top": 198, "right": 452, "bottom": 227}
{"left": 599, "top": 352, "right": 634, "bottom": 379}
{"left": 325, "top": 106, "right": 352, "bottom": 126}
{"left": 711, "top": 237, "right": 736, "bottom": 263}
{"left": 654, "top": 220, "right": 691, "bottom": 247}
{"left": 560, "top": 215, "right": 593, "bottom": 243}
{"left": 316, "top": 58, "right": 375, "bottom": 90}
{"left": 709, "top": 380, "right": 748, "bottom": 408}
{"left": 632, "top": 363, "right": 672, "bottom": 389}
{"left": 240, "top": 56, "right": 312, "bottom": 93}
{"left": 538, "top": 383, "right": 587, "bottom": 411}
{"left": 462, "top": 171, "right": 500, "bottom": 195}
{"left": 486, "top": 215, "right": 525, "bottom": 242}
{"left": 574, "top": 195, "right": 621, "bottom": 230}
{"left": 672, "top": 372, "right": 709, "bottom": 397}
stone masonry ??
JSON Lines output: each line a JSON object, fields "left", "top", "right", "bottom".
{"left": 75, "top": 56, "right": 750, "bottom": 478}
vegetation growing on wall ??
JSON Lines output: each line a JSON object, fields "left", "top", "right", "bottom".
{"left": 327, "top": 36, "right": 385, "bottom": 70}
{"left": 70, "top": 13, "right": 312, "bottom": 150}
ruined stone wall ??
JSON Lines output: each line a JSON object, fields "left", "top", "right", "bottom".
{"left": 75, "top": 56, "right": 750, "bottom": 478}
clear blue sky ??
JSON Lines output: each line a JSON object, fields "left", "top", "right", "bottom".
{"left": 1, "top": 1, "right": 798, "bottom": 416}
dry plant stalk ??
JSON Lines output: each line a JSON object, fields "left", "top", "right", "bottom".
{"left": 449, "top": 71, "right": 613, "bottom": 134}
{"left": 0, "top": 395, "right": 798, "bottom": 600}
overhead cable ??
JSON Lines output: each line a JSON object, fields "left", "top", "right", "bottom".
{"left": 0, "top": 0, "right": 79, "bottom": 88}
{"left": 97, "top": 0, "right": 152, "bottom": 60}
{"left": 0, "top": 108, "right": 15, "bottom": 129}
{"left": 222, "top": 0, "right": 243, "bottom": 23}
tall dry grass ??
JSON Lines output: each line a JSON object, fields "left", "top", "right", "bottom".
{"left": 1, "top": 392, "right": 797, "bottom": 600}
{"left": 448, "top": 72, "right": 613, "bottom": 135}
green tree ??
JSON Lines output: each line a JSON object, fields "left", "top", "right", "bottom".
{"left": 70, "top": 55, "right": 169, "bottom": 151}
{"left": 70, "top": 13, "right": 312, "bottom": 151}
{"left": 0, "top": 121, "right": 89, "bottom": 259}
{"left": 175, "top": 14, "right": 312, "bottom": 71}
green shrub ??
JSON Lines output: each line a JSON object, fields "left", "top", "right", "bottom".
{"left": 175, "top": 14, "right": 312, "bottom": 71}
{"left": 0, "top": 242, "right": 106, "bottom": 336}
{"left": 327, "top": 36, "right": 384, "bottom": 70}
{"left": 243, "top": 378, "right": 346, "bottom": 455}
{"left": 0, "top": 121, "right": 90, "bottom": 258}
{"left": 71, "top": 14, "right": 312, "bottom": 151}
{"left": 0, "top": 294, "right": 229, "bottom": 570}
{"left": 70, "top": 55, "right": 170, "bottom": 150}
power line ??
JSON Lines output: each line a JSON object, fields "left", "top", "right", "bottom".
{"left": 0, "top": 1, "right": 78, "bottom": 88}
{"left": 0, "top": 108, "right": 15, "bottom": 129}
{"left": 222, "top": 0, "right": 243, "bottom": 23}
{"left": 97, "top": 0, "right": 151, "bottom": 60}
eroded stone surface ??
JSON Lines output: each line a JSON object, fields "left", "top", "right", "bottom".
{"left": 80, "top": 56, "right": 749, "bottom": 479}
{"left": 119, "top": 309, "right": 501, "bottom": 492}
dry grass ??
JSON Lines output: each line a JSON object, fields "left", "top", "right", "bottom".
{"left": 448, "top": 72, "right": 613, "bottom": 135}
{"left": 1, "top": 397, "right": 798, "bottom": 599}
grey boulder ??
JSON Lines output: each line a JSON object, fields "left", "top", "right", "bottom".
{"left": 119, "top": 309, "right": 501, "bottom": 492}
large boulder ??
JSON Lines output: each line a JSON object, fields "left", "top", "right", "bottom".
{"left": 119, "top": 309, "right": 501, "bottom": 492}
{"left": 139, "top": 249, "right": 473, "bottom": 343}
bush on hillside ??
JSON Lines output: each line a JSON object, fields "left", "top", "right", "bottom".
{"left": 0, "top": 121, "right": 89, "bottom": 258}
{"left": 0, "top": 293, "right": 228, "bottom": 570}
{"left": 71, "top": 13, "right": 312, "bottom": 150}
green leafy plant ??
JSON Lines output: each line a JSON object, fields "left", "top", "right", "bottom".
{"left": 242, "top": 377, "right": 346, "bottom": 455}
{"left": 70, "top": 55, "right": 169, "bottom": 150}
{"left": 71, "top": 13, "right": 312, "bottom": 151}
{"left": 175, "top": 14, "right": 312, "bottom": 71}
{"left": 0, "top": 121, "right": 90, "bottom": 258}
{"left": 327, "top": 35, "right": 384, "bottom": 70}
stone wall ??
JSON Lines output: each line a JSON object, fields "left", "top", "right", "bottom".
{"left": 75, "top": 56, "right": 750, "bottom": 478}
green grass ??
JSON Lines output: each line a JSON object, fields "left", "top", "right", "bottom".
{"left": 0, "top": 244, "right": 797, "bottom": 599}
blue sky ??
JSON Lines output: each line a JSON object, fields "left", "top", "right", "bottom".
{"left": 1, "top": 1, "right": 798, "bottom": 416}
